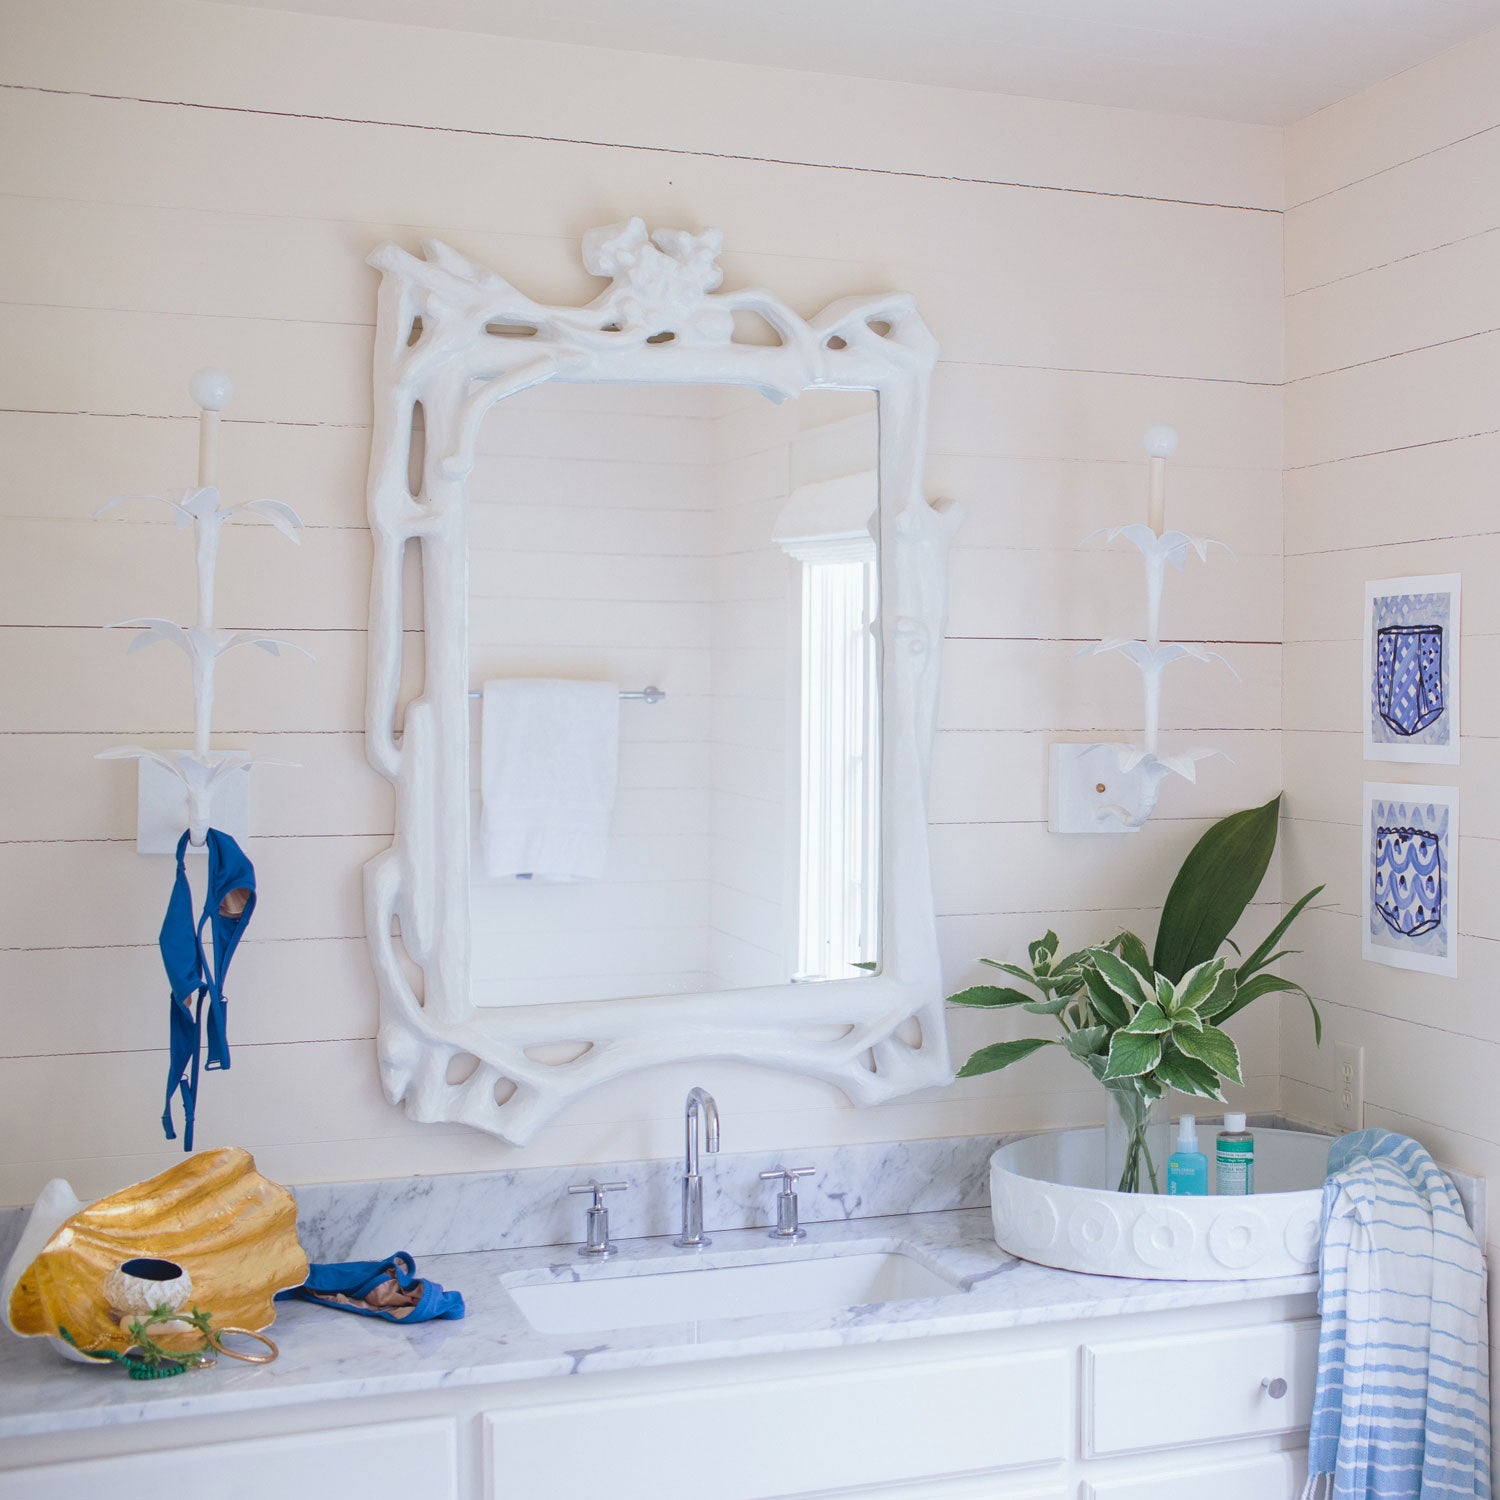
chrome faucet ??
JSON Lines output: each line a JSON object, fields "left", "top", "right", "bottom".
{"left": 674, "top": 1086, "right": 720, "bottom": 1247}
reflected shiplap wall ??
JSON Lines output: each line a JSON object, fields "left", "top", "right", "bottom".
{"left": 1279, "top": 27, "right": 1500, "bottom": 1375}
{"left": 467, "top": 385, "right": 719, "bottom": 1006}
{"left": 0, "top": 0, "right": 1285, "bottom": 1203}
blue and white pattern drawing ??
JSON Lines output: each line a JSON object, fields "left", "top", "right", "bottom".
{"left": 1363, "top": 783, "right": 1459, "bottom": 978}
{"left": 1364, "top": 573, "right": 1460, "bottom": 763}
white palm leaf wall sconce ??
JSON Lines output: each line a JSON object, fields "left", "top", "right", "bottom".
{"left": 96, "top": 368, "right": 310, "bottom": 851}
{"left": 1049, "top": 425, "right": 1236, "bottom": 834}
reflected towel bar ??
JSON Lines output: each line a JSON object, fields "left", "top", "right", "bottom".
{"left": 468, "top": 686, "right": 665, "bottom": 704}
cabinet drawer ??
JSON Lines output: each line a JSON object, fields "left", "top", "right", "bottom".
{"left": 487, "top": 1349, "right": 1069, "bottom": 1500}
{"left": 1084, "top": 1319, "right": 1317, "bottom": 1457}
{"left": 0, "top": 1418, "right": 458, "bottom": 1500}
{"left": 1084, "top": 1452, "right": 1306, "bottom": 1499}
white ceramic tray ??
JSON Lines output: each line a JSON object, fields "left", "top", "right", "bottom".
{"left": 989, "top": 1126, "right": 1330, "bottom": 1281}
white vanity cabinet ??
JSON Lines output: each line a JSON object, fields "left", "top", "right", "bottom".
{"left": 0, "top": 1418, "right": 460, "bottom": 1500}
{"left": 0, "top": 1292, "right": 1317, "bottom": 1500}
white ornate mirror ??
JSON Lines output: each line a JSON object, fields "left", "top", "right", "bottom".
{"left": 363, "top": 221, "right": 960, "bottom": 1143}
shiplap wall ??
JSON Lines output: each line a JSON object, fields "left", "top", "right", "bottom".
{"left": 1279, "top": 27, "right": 1500, "bottom": 1377}
{"left": 0, "top": 0, "right": 1285, "bottom": 1204}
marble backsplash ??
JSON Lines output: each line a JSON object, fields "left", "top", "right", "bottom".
{"left": 291, "top": 1133, "right": 1019, "bottom": 1262}
{"left": 0, "top": 1114, "right": 1313, "bottom": 1268}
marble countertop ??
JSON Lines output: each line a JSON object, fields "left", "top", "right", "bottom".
{"left": 0, "top": 1207, "right": 1316, "bottom": 1439}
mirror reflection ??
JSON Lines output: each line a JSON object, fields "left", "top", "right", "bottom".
{"left": 466, "top": 384, "right": 881, "bottom": 1006}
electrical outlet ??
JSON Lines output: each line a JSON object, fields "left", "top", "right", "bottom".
{"left": 1333, "top": 1042, "right": 1364, "bottom": 1129}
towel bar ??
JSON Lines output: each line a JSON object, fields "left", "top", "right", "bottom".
{"left": 468, "top": 685, "right": 664, "bottom": 704}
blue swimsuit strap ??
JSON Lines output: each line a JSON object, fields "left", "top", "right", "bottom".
{"left": 198, "top": 828, "right": 257, "bottom": 1074}
{"left": 159, "top": 829, "right": 256, "bottom": 1150}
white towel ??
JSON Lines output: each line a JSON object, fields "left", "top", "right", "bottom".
{"left": 479, "top": 679, "right": 619, "bottom": 883}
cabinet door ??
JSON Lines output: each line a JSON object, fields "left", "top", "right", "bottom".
{"left": 1084, "top": 1319, "right": 1317, "bottom": 1456}
{"left": 1084, "top": 1451, "right": 1306, "bottom": 1499}
{"left": 0, "top": 1417, "right": 458, "bottom": 1500}
{"left": 486, "top": 1349, "right": 1070, "bottom": 1500}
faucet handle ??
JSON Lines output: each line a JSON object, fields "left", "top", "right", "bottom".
{"left": 761, "top": 1166, "right": 815, "bottom": 1241}
{"left": 759, "top": 1166, "right": 815, "bottom": 1189}
{"left": 568, "top": 1180, "right": 626, "bottom": 1258}
{"left": 568, "top": 1179, "right": 627, "bottom": 1208}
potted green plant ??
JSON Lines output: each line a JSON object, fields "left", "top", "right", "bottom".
{"left": 949, "top": 796, "right": 1322, "bottom": 1194}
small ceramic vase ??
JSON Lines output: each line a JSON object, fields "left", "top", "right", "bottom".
{"left": 104, "top": 1257, "right": 193, "bottom": 1333}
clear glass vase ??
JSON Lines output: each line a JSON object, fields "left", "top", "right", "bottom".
{"left": 1104, "top": 1083, "right": 1170, "bottom": 1194}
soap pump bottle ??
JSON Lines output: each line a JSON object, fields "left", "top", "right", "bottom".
{"left": 1216, "top": 1112, "right": 1255, "bottom": 1196}
{"left": 1166, "top": 1114, "right": 1208, "bottom": 1196}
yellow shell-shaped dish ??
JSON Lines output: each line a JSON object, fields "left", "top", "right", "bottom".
{"left": 7, "top": 1148, "right": 308, "bottom": 1355}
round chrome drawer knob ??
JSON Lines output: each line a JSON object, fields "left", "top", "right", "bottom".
{"left": 1262, "top": 1377, "right": 1288, "bottom": 1400}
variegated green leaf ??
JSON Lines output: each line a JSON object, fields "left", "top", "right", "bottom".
{"left": 1172, "top": 1023, "right": 1243, "bottom": 1085}
{"left": 1082, "top": 965, "right": 1132, "bottom": 1029}
{"left": 1122, "top": 1001, "right": 1172, "bottom": 1035}
{"left": 1102, "top": 1029, "right": 1164, "bottom": 1080}
{"left": 1092, "top": 950, "right": 1156, "bottom": 1010}
{"left": 1154, "top": 1046, "right": 1226, "bottom": 1100}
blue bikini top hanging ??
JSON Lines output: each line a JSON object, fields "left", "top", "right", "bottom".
{"left": 159, "top": 828, "right": 257, "bottom": 1151}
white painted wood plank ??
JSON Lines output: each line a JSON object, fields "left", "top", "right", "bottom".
{"left": 0, "top": 732, "right": 387, "bottom": 842}
{"left": 947, "top": 547, "right": 1280, "bottom": 644}
{"left": 0, "top": 937, "right": 375, "bottom": 1059}
{"left": 0, "top": 518, "right": 376, "bottom": 631}
{"left": 0, "top": 1, "right": 1284, "bottom": 209}
{"left": 1285, "top": 534, "right": 1500, "bottom": 643}
{"left": 939, "top": 640, "right": 1281, "bottom": 733}
{"left": 0, "top": 191, "right": 1282, "bottom": 384}
{"left": 1286, "top": 226, "right": 1500, "bottom": 382}
{"left": 0, "top": 411, "right": 371, "bottom": 528}
{"left": 1285, "top": 127, "right": 1500, "bottom": 295}
{"left": 1286, "top": 27, "right": 1500, "bottom": 207}
{"left": 5, "top": 628, "right": 368, "bottom": 733}
{"left": 1284, "top": 430, "right": 1500, "bottom": 557}
{"left": 0, "top": 836, "right": 381, "bottom": 949}
{"left": 1285, "top": 327, "right": 1500, "bottom": 470}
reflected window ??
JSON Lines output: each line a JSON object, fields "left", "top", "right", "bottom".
{"left": 796, "top": 550, "right": 880, "bottom": 980}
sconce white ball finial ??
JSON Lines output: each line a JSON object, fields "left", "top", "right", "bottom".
{"left": 1143, "top": 424, "right": 1179, "bottom": 459}
{"left": 189, "top": 367, "right": 234, "bottom": 412}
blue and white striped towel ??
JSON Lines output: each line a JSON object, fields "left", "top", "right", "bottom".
{"left": 1302, "top": 1129, "right": 1491, "bottom": 1500}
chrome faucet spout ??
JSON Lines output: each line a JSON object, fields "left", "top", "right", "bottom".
{"left": 676, "top": 1086, "right": 720, "bottom": 1248}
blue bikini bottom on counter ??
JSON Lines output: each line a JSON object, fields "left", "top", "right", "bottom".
{"left": 276, "top": 1251, "right": 465, "bottom": 1323}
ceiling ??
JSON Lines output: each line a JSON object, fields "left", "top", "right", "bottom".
{"left": 223, "top": 0, "right": 1500, "bottom": 125}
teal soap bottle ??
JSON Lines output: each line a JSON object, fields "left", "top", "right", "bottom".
{"left": 1166, "top": 1114, "right": 1208, "bottom": 1196}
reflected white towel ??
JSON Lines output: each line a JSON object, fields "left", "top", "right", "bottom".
{"left": 480, "top": 679, "right": 619, "bottom": 882}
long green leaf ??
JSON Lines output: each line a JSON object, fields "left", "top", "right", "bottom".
{"left": 956, "top": 1037, "right": 1055, "bottom": 1078}
{"left": 1102, "top": 1030, "right": 1163, "bottom": 1080}
{"left": 947, "top": 985, "right": 1034, "bottom": 1008}
{"left": 1171, "top": 1023, "right": 1243, "bottom": 1085}
{"left": 1216, "top": 973, "right": 1323, "bottom": 1045}
{"left": 1153, "top": 796, "right": 1282, "bottom": 981}
{"left": 1238, "top": 885, "right": 1325, "bottom": 979}
{"left": 979, "top": 959, "right": 1036, "bottom": 985}
{"left": 1023, "top": 996, "right": 1071, "bottom": 1016}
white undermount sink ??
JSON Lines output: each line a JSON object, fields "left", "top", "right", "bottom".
{"left": 504, "top": 1248, "right": 968, "bottom": 1334}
